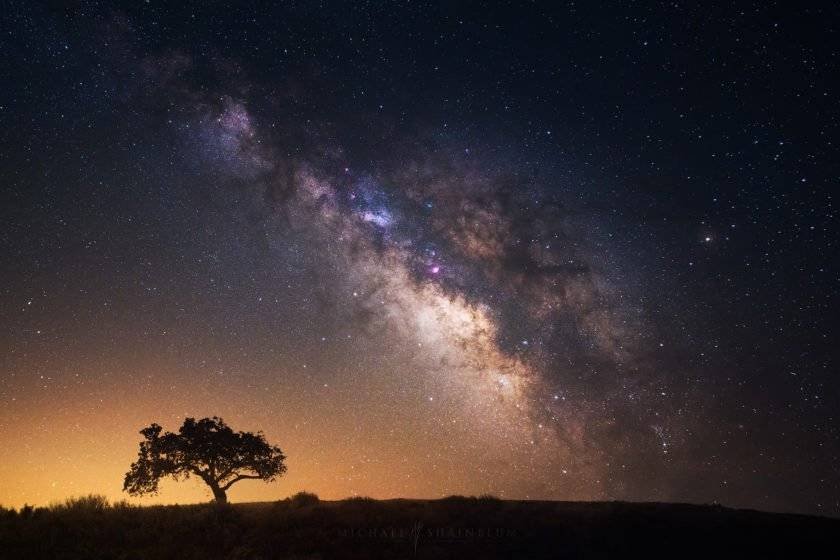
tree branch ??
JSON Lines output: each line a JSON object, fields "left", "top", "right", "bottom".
{"left": 189, "top": 465, "right": 211, "bottom": 482}
{"left": 217, "top": 466, "right": 236, "bottom": 482}
{"left": 221, "top": 474, "right": 263, "bottom": 490}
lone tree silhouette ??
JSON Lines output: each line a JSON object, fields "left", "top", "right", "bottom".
{"left": 123, "top": 417, "right": 286, "bottom": 503}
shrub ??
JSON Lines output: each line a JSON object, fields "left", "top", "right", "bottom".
{"left": 110, "top": 499, "right": 137, "bottom": 510}
{"left": 440, "top": 495, "right": 471, "bottom": 502}
{"left": 50, "top": 494, "right": 110, "bottom": 513}
{"left": 478, "top": 494, "right": 502, "bottom": 502}
{"left": 288, "top": 491, "right": 320, "bottom": 508}
{"left": 343, "top": 496, "right": 375, "bottom": 503}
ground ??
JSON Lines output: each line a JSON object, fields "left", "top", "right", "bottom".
{"left": 1, "top": 495, "right": 836, "bottom": 559}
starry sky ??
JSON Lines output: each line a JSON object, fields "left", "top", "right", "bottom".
{"left": 0, "top": 2, "right": 837, "bottom": 516}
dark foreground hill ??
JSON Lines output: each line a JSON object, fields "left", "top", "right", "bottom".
{"left": 1, "top": 494, "right": 837, "bottom": 559}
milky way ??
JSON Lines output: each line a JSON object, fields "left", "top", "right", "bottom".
{"left": 144, "top": 62, "right": 697, "bottom": 503}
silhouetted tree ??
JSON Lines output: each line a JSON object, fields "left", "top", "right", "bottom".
{"left": 123, "top": 417, "right": 286, "bottom": 503}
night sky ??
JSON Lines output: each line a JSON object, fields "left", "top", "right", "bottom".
{"left": 1, "top": 2, "right": 837, "bottom": 516}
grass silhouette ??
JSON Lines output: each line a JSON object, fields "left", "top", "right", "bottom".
{"left": 1, "top": 494, "right": 837, "bottom": 559}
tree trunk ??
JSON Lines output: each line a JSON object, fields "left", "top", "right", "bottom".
{"left": 208, "top": 482, "right": 227, "bottom": 504}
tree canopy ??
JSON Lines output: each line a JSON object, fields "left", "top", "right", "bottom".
{"left": 123, "top": 417, "right": 286, "bottom": 503}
